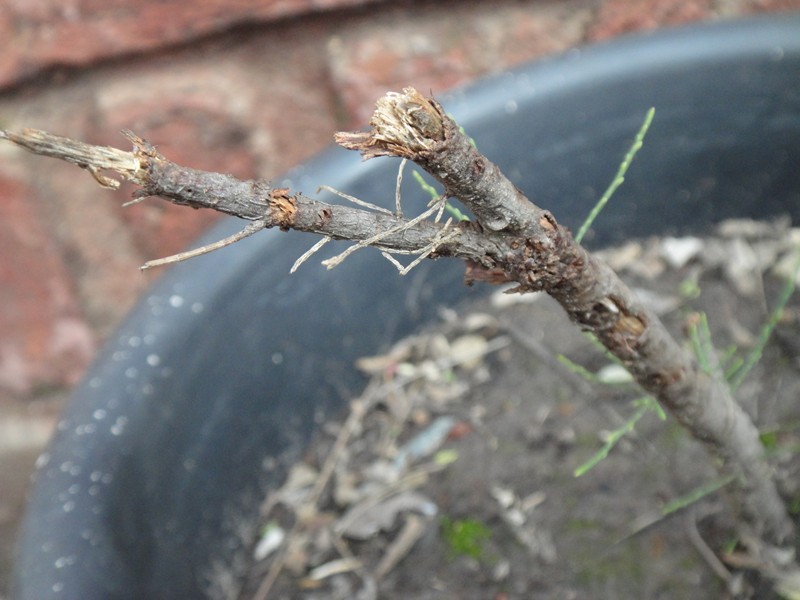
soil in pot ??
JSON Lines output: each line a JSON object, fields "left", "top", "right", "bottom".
{"left": 235, "top": 219, "right": 800, "bottom": 600}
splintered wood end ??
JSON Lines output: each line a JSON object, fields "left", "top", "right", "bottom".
{"left": 335, "top": 88, "right": 446, "bottom": 160}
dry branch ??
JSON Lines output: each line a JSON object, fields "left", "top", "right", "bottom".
{"left": 341, "top": 90, "right": 797, "bottom": 557}
{"left": 1, "top": 89, "right": 795, "bottom": 574}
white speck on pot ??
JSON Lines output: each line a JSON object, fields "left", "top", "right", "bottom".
{"left": 111, "top": 350, "right": 130, "bottom": 362}
{"left": 191, "top": 302, "right": 204, "bottom": 314}
{"left": 92, "top": 409, "right": 107, "bottom": 421}
{"left": 271, "top": 352, "right": 283, "bottom": 365}
{"left": 110, "top": 416, "right": 128, "bottom": 436}
{"left": 505, "top": 99, "right": 518, "bottom": 114}
{"left": 75, "top": 423, "right": 96, "bottom": 435}
{"left": 62, "top": 501, "right": 75, "bottom": 513}
{"left": 146, "top": 354, "right": 161, "bottom": 367}
{"left": 54, "top": 555, "right": 75, "bottom": 568}
{"left": 36, "top": 452, "right": 51, "bottom": 469}
{"left": 169, "top": 295, "right": 185, "bottom": 308}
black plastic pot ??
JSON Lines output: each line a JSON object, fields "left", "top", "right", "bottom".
{"left": 14, "top": 14, "right": 800, "bottom": 600}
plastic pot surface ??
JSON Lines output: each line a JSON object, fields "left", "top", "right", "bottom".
{"left": 14, "top": 14, "right": 800, "bottom": 600}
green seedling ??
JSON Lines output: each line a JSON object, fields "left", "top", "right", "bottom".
{"left": 411, "top": 170, "right": 470, "bottom": 222}
{"left": 687, "top": 312, "right": 718, "bottom": 376}
{"left": 574, "top": 395, "right": 665, "bottom": 477}
{"left": 660, "top": 475, "right": 736, "bottom": 516}
{"left": 728, "top": 249, "right": 800, "bottom": 390}
{"left": 575, "top": 107, "right": 655, "bottom": 244}
{"left": 556, "top": 353, "right": 602, "bottom": 383}
{"left": 441, "top": 517, "right": 491, "bottom": 560}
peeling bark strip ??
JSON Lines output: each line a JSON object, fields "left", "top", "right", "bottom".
{"left": 336, "top": 88, "right": 794, "bottom": 552}
{"left": 0, "top": 89, "right": 795, "bottom": 565}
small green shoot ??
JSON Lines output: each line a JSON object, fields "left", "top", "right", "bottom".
{"left": 728, "top": 248, "right": 800, "bottom": 390}
{"left": 434, "top": 448, "right": 459, "bottom": 466}
{"left": 574, "top": 396, "right": 664, "bottom": 477}
{"left": 411, "top": 170, "right": 470, "bottom": 222}
{"left": 790, "top": 496, "right": 800, "bottom": 516}
{"left": 556, "top": 353, "right": 601, "bottom": 383}
{"left": 684, "top": 247, "right": 798, "bottom": 390}
{"left": 583, "top": 331, "right": 624, "bottom": 366}
{"left": 441, "top": 517, "right": 491, "bottom": 560}
{"left": 678, "top": 276, "right": 702, "bottom": 299}
{"left": 760, "top": 429, "right": 779, "bottom": 450}
{"left": 718, "top": 344, "right": 740, "bottom": 376}
{"left": 660, "top": 475, "right": 736, "bottom": 516}
{"left": 557, "top": 353, "right": 633, "bottom": 386}
{"left": 575, "top": 107, "right": 655, "bottom": 245}
{"left": 449, "top": 114, "right": 477, "bottom": 149}
{"left": 687, "top": 312, "right": 718, "bottom": 376}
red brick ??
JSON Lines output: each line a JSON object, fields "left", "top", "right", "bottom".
{"left": 735, "top": 0, "right": 800, "bottom": 11}
{"left": 0, "top": 0, "right": 387, "bottom": 90}
{"left": 92, "top": 21, "right": 340, "bottom": 260}
{"left": 0, "top": 170, "right": 95, "bottom": 396}
{"left": 95, "top": 83, "right": 256, "bottom": 260}
{"left": 326, "top": 1, "right": 593, "bottom": 127}
{"left": 587, "top": 0, "right": 715, "bottom": 41}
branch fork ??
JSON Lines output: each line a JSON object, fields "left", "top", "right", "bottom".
{"left": 1, "top": 87, "right": 795, "bottom": 579}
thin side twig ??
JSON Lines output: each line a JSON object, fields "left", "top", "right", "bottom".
{"left": 141, "top": 220, "right": 266, "bottom": 270}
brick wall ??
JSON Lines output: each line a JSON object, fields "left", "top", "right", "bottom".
{"left": 0, "top": 0, "right": 797, "bottom": 402}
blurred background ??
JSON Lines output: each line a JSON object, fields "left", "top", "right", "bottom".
{"left": 0, "top": 0, "right": 798, "bottom": 594}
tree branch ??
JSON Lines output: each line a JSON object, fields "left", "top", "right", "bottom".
{"left": 0, "top": 128, "right": 502, "bottom": 268}
{"left": 1, "top": 89, "right": 795, "bottom": 570}
{"left": 337, "top": 89, "right": 796, "bottom": 554}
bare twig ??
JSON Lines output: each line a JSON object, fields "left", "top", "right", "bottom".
{"left": 318, "top": 184, "right": 393, "bottom": 215}
{"left": 290, "top": 236, "right": 332, "bottom": 274}
{"left": 320, "top": 196, "right": 448, "bottom": 270}
{"left": 141, "top": 220, "right": 266, "bottom": 270}
{"left": 395, "top": 158, "right": 407, "bottom": 217}
{"left": 0, "top": 127, "right": 496, "bottom": 271}
{"left": 685, "top": 508, "right": 742, "bottom": 594}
